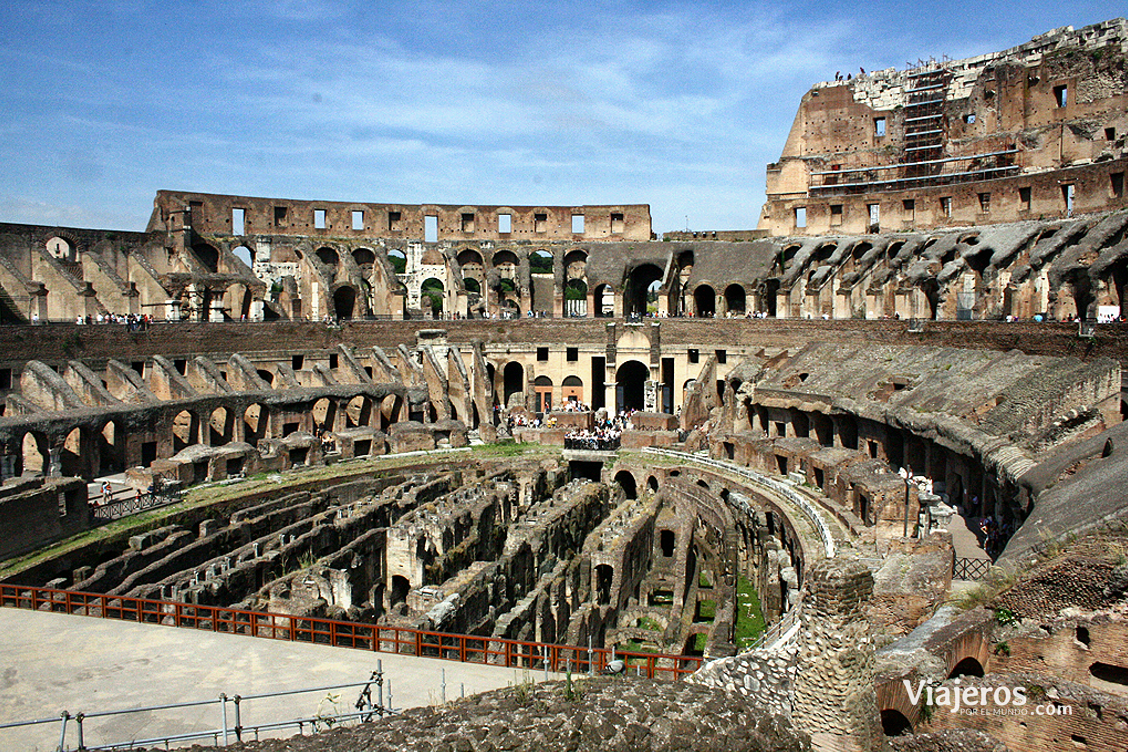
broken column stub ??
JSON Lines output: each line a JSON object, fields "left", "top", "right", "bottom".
{"left": 792, "top": 558, "right": 882, "bottom": 752}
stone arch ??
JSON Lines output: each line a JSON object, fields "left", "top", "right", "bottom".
{"left": 659, "top": 528, "right": 675, "bottom": 557}
{"left": 345, "top": 395, "right": 372, "bottom": 428}
{"left": 172, "top": 410, "right": 198, "bottom": 452}
{"left": 647, "top": 475, "right": 659, "bottom": 493}
{"left": 615, "top": 470, "right": 637, "bottom": 499}
{"left": 60, "top": 427, "right": 84, "bottom": 478}
{"left": 593, "top": 283, "right": 614, "bottom": 317}
{"left": 256, "top": 369, "right": 275, "bottom": 386}
{"left": 533, "top": 375, "right": 553, "bottom": 413}
{"left": 97, "top": 420, "right": 126, "bottom": 475}
{"left": 693, "top": 284, "right": 716, "bottom": 317}
{"left": 46, "top": 235, "right": 76, "bottom": 262}
{"left": 244, "top": 403, "right": 269, "bottom": 444}
{"left": 502, "top": 362, "right": 524, "bottom": 409}
{"left": 529, "top": 248, "right": 554, "bottom": 274}
{"left": 564, "top": 249, "right": 588, "bottom": 280}
{"left": 351, "top": 247, "right": 375, "bottom": 270}
{"left": 880, "top": 709, "right": 913, "bottom": 737}
{"left": 386, "top": 249, "right": 407, "bottom": 274}
{"left": 209, "top": 406, "right": 234, "bottom": 445}
{"left": 616, "top": 360, "right": 649, "bottom": 413}
{"left": 624, "top": 264, "right": 663, "bottom": 317}
{"left": 420, "top": 277, "right": 444, "bottom": 317}
{"left": 595, "top": 564, "right": 613, "bottom": 605}
{"left": 312, "top": 397, "right": 336, "bottom": 432}
{"left": 948, "top": 657, "right": 985, "bottom": 679}
{"left": 562, "top": 375, "right": 584, "bottom": 405}
{"left": 724, "top": 284, "right": 746, "bottom": 315}
{"left": 333, "top": 285, "right": 358, "bottom": 320}
{"left": 232, "top": 245, "right": 254, "bottom": 269}
{"left": 20, "top": 431, "right": 49, "bottom": 476}
{"left": 316, "top": 246, "right": 339, "bottom": 268}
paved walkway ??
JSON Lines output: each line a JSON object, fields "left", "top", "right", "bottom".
{"left": 947, "top": 511, "right": 993, "bottom": 562}
{"left": 0, "top": 609, "right": 554, "bottom": 751}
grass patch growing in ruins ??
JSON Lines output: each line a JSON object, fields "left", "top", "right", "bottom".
{"left": 695, "top": 599, "right": 717, "bottom": 622}
{"left": 734, "top": 575, "right": 767, "bottom": 651}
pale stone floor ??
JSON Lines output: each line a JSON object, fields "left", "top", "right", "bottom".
{"left": 0, "top": 608, "right": 555, "bottom": 751}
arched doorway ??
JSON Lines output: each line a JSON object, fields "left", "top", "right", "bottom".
{"left": 724, "top": 284, "right": 746, "bottom": 315}
{"left": 624, "top": 264, "right": 663, "bottom": 317}
{"left": 880, "top": 709, "right": 912, "bottom": 736}
{"left": 533, "top": 375, "right": 553, "bottom": 412}
{"left": 614, "top": 470, "right": 637, "bottom": 499}
{"left": 333, "top": 286, "right": 357, "bottom": 320}
{"left": 562, "top": 375, "right": 584, "bottom": 405}
{"left": 316, "top": 246, "right": 339, "bottom": 268}
{"left": 420, "top": 278, "right": 444, "bottom": 318}
{"left": 694, "top": 285, "right": 715, "bottom": 317}
{"left": 616, "top": 361, "right": 649, "bottom": 413}
{"left": 503, "top": 362, "right": 524, "bottom": 410}
{"left": 593, "top": 283, "right": 614, "bottom": 317}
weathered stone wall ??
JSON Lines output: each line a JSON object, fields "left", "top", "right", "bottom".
{"left": 687, "top": 645, "right": 798, "bottom": 719}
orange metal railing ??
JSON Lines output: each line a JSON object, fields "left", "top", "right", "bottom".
{"left": 0, "top": 584, "right": 701, "bottom": 680}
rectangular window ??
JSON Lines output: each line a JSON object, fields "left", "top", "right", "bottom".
{"left": 1019, "top": 186, "right": 1032, "bottom": 211}
{"left": 1062, "top": 184, "right": 1074, "bottom": 216}
{"left": 902, "top": 199, "right": 915, "bottom": 221}
{"left": 566, "top": 347, "right": 578, "bottom": 362}
{"left": 940, "top": 196, "right": 952, "bottom": 217}
{"left": 498, "top": 213, "right": 512, "bottom": 233}
{"left": 964, "top": 113, "right": 976, "bottom": 124}
{"left": 794, "top": 207, "right": 807, "bottom": 228}
{"left": 611, "top": 212, "right": 624, "bottom": 234}
{"left": 688, "top": 348, "right": 699, "bottom": 364}
{"left": 978, "top": 193, "right": 991, "bottom": 213}
{"left": 1053, "top": 84, "right": 1068, "bottom": 108}
{"left": 314, "top": 209, "right": 327, "bottom": 229}
{"left": 292, "top": 355, "right": 304, "bottom": 370}
{"left": 232, "top": 208, "right": 245, "bottom": 235}
{"left": 461, "top": 213, "right": 475, "bottom": 233}
{"left": 867, "top": 203, "right": 880, "bottom": 231}
{"left": 571, "top": 214, "right": 585, "bottom": 234}
{"left": 1112, "top": 172, "right": 1125, "bottom": 199}
{"left": 1107, "top": 127, "right": 1117, "bottom": 141}
{"left": 537, "top": 347, "right": 549, "bottom": 361}
{"left": 352, "top": 210, "right": 364, "bottom": 230}
{"left": 535, "top": 213, "right": 547, "bottom": 233}
{"left": 0, "top": 368, "right": 10, "bottom": 390}
{"left": 829, "top": 204, "right": 843, "bottom": 225}
{"left": 274, "top": 206, "right": 288, "bottom": 227}
{"left": 424, "top": 215, "right": 438, "bottom": 243}
{"left": 715, "top": 349, "right": 727, "bottom": 364}
{"left": 874, "top": 117, "right": 886, "bottom": 137}
{"left": 387, "top": 211, "right": 402, "bottom": 231}
{"left": 329, "top": 353, "right": 339, "bottom": 369}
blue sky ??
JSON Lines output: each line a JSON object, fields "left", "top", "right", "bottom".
{"left": 0, "top": 1, "right": 1121, "bottom": 234}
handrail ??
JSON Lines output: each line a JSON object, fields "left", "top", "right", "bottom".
{"left": 0, "top": 585, "right": 701, "bottom": 683}
{"left": 642, "top": 448, "right": 837, "bottom": 558}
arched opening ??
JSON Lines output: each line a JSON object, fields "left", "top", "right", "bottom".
{"left": 97, "top": 421, "right": 125, "bottom": 475}
{"left": 562, "top": 375, "right": 584, "bottom": 405}
{"left": 533, "top": 375, "right": 553, "bottom": 413}
{"left": 386, "top": 249, "right": 406, "bottom": 274}
{"left": 593, "top": 283, "right": 614, "bottom": 317}
{"left": 333, "top": 286, "right": 357, "bottom": 320}
{"left": 595, "top": 564, "right": 614, "bottom": 605}
{"left": 694, "top": 285, "right": 716, "bottom": 317}
{"left": 352, "top": 247, "right": 375, "bottom": 271}
{"left": 624, "top": 264, "right": 663, "bottom": 317}
{"left": 316, "top": 246, "right": 339, "bottom": 268}
{"left": 256, "top": 369, "right": 274, "bottom": 386}
{"left": 194, "top": 243, "right": 219, "bottom": 273}
{"left": 46, "top": 236, "right": 75, "bottom": 261}
{"left": 389, "top": 575, "right": 411, "bottom": 608}
{"left": 244, "top": 404, "right": 269, "bottom": 444}
{"left": 502, "top": 362, "right": 524, "bottom": 410}
{"left": 616, "top": 360, "right": 649, "bottom": 413}
{"left": 232, "top": 245, "right": 254, "bottom": 269}
{"left": 615, "top": 470, "right": 637, "bottom": 499}
{"left": 346, "top": 395, "right": 372, "bottom": 428}
{"left": 724, "top": 284, "right": 746, "bottom": 315}
{"left": 20, "top": 432, "right": 48, "bottom": 476}
{"left": 420, "top": 278, "right": 444, "bottom": 317}
{"left": 312, "top": 397, "right": 336, "bottom": 432}
{"left": 880, "top": 709, "right": 913, "bottom": 736}
{"left": 209, "top": 407, "right": 233, "bottom": 445}
{"left": 660, "top": 529, "right": 675, "bottom": 557}
{"left": 60, "top": 427, "right": 83, "bottom": 478}
{"left": 565, "top": 278, "right": 588, "bottom": 318}
{"left": 647, "top": 476, "right": 659, "bottom": 492}
{"left": 948, "top": 657, "right": 985, "bottom": 679}
{"left": 172, "top": 410, "right": 196, "bottom": 452}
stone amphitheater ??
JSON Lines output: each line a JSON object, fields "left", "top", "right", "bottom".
{"left": 2, "top": 17, "right": 1128, "bottom": 752}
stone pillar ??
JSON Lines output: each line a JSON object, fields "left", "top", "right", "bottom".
{"left": 0, "top": 442, "right": 15, "bottom": 480}
{"left": 792, "top": 559, "right": 882, "bottom": 752}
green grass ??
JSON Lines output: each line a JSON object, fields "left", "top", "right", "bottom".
{"left": 636, "top": 616, "right": 663, "bottom": 631}
{"left": 695, "top": 599, "right": 717, "bottom": 622}
{"left": 734, "top": 576, "right": 767, "bottom": 650}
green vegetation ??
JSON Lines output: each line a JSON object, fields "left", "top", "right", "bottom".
{"left": 636, "top": 616, "right": 663, "bottom": 631}
{"left": 529, "top": 253, "right": 553, "bottom": 274}
{"left": 734, "top": 576, "right": 767, "bottom": 650}
{"left": 695, "top": 599, "right": 716, "bottom": 622}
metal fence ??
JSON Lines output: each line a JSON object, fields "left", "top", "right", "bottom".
{"left": 91, "top": 490, "right": 183, "bottom": 521}
{"left": 0, "top": 670, "right": 397, "bottom": 751}
{"left": 0, "top": 585, "right": 701, "bottom": 682}
{"left": 954, "top": 557, "right": 992, "bottom": 580}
